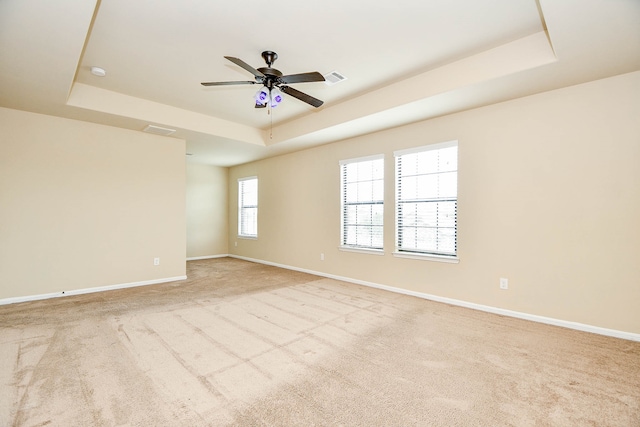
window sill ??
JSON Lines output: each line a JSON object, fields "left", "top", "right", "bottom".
{"left": 238, "top": 235, "right": 257, "bottom": 240}
{"left": 339, "top": 246, "right": 385, "bottom": 256}
{"left": 392, "top": 251, "right": 459, "bottom": 264}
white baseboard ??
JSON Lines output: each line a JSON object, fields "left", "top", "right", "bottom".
{"left": 186, "top": 254, "right": 229, "bottom": 261}
{"left": 0, "top": 276, "right": 187, "bottom": 306}
{"left": 229, "top": 254, "right": 640, "bottom": 342}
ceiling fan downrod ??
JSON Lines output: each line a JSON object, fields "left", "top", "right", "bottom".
{"left": 261, "top": 50, "right": 278, "bottom": 67}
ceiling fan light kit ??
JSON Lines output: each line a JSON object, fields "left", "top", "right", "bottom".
{"left": 269, "top": 87, "right": 283, "bottom": 108}
{"left": 202, "top": 51, "right": 325, "bottom": 109}
{"left": 254, "top": 87, "right": 270, "bottom": 107}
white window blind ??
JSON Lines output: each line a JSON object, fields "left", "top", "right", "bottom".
{"left": 395, "top": 141, "right": 457, "bottom": 257}
{"left": 340, "top": 155, "right": 384, "bottom": 250}
{"left": 238, "top": 177, "right": 258, "bottom": 238}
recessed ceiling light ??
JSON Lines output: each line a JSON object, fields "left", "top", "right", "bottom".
{"left": 90, "top": 66, "right": 106, "bottom": 77}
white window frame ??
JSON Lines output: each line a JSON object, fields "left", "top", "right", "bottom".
{"left": 238, "top": 176, "right": 258, "bottom": 238}
{"left": 394, "top": 141, "right": 459, "bottom": 263}
{"left": 339, "top": 154, "right": 384, "bottom": 253}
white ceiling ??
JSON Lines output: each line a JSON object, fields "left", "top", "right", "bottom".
{"left": 1, "top": 0, "right": 639, "bottom": 166}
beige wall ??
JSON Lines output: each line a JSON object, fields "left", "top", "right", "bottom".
{"left": 186, "top": 163, "right": 228, "bottom": 258}
{"left": 229, "top": 71, "right": 640, "bottom": 334}
{"left": 0, "top": 107, "right": 186, "bottom": 299}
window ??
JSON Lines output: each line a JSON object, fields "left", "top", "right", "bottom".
{"left": 340, "top": 155, "right": 384, "bottom": 250}
{"left": 238, "top": 177, "right": 258, "bottom": 238}
{"left": 395, "top": 141, "right": 458, "bottom": 258}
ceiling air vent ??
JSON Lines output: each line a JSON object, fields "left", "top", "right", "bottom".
{"left": 143, "top": 124, "right": 176, "bottom": 136}
{"left": 324, "top": 71, "right": 347, "bottom": 86}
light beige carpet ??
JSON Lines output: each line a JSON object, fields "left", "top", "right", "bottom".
{"left": 1, "top": 258, "right": 638, "bottom": 426}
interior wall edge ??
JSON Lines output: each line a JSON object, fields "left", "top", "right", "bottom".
{"left": 228, "top": 255, "right": 640, "bottom": 343}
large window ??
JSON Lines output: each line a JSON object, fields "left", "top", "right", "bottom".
{"left": 340, "top": 155, "right": 384, "bottom": 250}
{"left": 238, "top": 177, "right": 258, "bottom": 238}
{"left": 395, "top": 141, "right": 458, "bottom": 258}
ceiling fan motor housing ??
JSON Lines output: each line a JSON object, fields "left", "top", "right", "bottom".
{"left": 257, "top": 67, "right": 282, "bottom": 88}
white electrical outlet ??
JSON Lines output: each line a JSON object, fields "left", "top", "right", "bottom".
{"left": 234, "top": 241, "right": 238, "bottom": 247}
{"left": 154, "top": 257, "right": 160, "bottom": 266}
{"left": 320, "top": 253, "right": 325, "bottom": 261}
{"left": 500, "top": 278, "right": 508, "bottom": 290}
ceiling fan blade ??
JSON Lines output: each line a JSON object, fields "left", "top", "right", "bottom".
{"left": 279, "top": 71, "right": 325, "bottom": 84}
{"left": 224, "top": 56, "right": 265, "bottom": 78}
{"left": 201, "top": 80, "right": 257, "bottom": 86}
{"left": 279, "top": 85, "right": 324, "bottom": 108}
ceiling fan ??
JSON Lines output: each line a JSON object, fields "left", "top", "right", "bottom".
{"left": 201, "top": 51, "right": 325, "bottom": 109}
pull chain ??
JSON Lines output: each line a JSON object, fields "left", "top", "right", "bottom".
{"left": 269, "top": 103, "right": 273, "bottom": 139}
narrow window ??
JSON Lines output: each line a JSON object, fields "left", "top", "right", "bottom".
{"left": 238, "top": 177, "right": 258, "bottom": 238}
{"left": 340, "top": 155, "right": 384, "bottom": 250}
{"left": 395, "top": 141, "right": 458, "bottom": 257}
